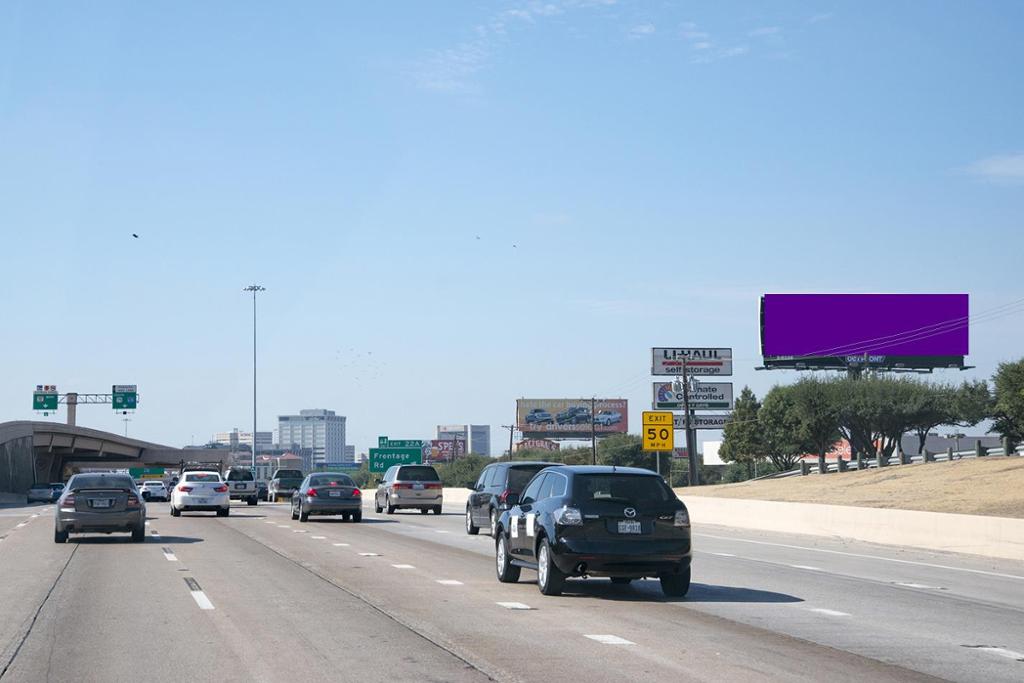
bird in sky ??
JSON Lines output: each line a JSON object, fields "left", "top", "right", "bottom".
{"left": 131, "top": 233, "right": 139, "bottom": 238}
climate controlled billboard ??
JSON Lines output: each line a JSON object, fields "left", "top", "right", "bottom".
{"left": 760, "top": 294, "right": 968, "bottom": 370}
{"left": 516, "top": 399, "right": 628, "bottom": 439}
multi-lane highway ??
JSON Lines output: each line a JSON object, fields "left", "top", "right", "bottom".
{"left": 1, "top": 496, "right": 1021, "bottom": 682}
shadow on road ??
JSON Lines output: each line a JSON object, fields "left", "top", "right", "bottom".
{"left": 70, "top": 535, "right": 204, "bottom": 545}
{"left": 308, "top": 518, "right": 396, "bottom": 525}
{"left": 550, "top": 580, "right": 803, "bottom": 604}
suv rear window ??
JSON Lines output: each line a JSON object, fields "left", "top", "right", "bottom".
{"left": 574, "top": 474, "right": 673, "bottom": 504}
{"left": 507, "top": 465, "right": 551, "bottom": 492}
{"left": 227, "top": 469, "right": 255, "bottom": 481}
{"left": 397, "top": 466, "right": 440, "bottom": 482}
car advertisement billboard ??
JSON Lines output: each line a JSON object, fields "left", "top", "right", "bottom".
{"left": 760, "top": 294, "right": 968, "bottom": 369}
{"left": 516, "top": 399, "right": 628, "bottom": 438}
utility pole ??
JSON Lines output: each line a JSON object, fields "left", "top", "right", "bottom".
{"left": 501, "top": 423, "right": 516, "bottom": 461}
{"left": 681, "top": 361, "right": 699, "bottom": 487}
{"left": 590, "top": 396, "right": 597, "bottom": 465}
{"left": 243, "top": 284, "right": 266, "bottom": 473}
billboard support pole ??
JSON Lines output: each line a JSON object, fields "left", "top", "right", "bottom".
{"left": 681, "top": 362, "right": 699, "bottom": 487}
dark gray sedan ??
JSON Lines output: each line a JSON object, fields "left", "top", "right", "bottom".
{"left": 291, "top": 473, "right": 363, "bottom": 523}
{"left": 54, "top": 473, "right": 146, "bottom": 543}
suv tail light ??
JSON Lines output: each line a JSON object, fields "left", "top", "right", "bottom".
{"left": 674, "top": 508, "right": 690, "bottom": 528}
{"left": 425, "top": 483, "right": 442, "bottom": 489}
{"left": 555, "top": 506, "right": 583, "bottom": 526}
{"left": 178, "top": 485, "right": 193, "bottom": 493}
{"left": 392, "top": 483, "right": 408, "bottom": 489}
{"left": 213, "top": 485, "right": 228, "bottom": 493}
{"left": 497, "top": 488, "right": 512, "bottom": 504}
{"left": 307, "top": 488, "right": 318, "bottom": 497}
{"left": 351, "top": 488, "right": 361, "bottom": 497}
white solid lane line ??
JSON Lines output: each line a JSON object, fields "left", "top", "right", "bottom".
{"left": 584, "top": 635, "right": 635, "bottom": 645}
{"left": 895, "top": 582, "right": 935, "bottom": 589}
{"left": 807, "top": 608, "right": 851, "bottom": 617}
{"left": 436, "top": 580, "right": 463, "bottom": 586}
{"left": 391, "top": 564, "right": 415, "bottom": 569}
{"left": 708, "top": 552, "right": 736, "bottom": 557}
{"left": 496, "top": 602, "right": 532, "bottom": 610}
{"left": 697, "top": 533, "right": 1024, "bottom": 581}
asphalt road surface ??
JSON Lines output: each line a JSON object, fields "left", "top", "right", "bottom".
{"left": 1, "top": 497, "right": 1021, "bottom": 682}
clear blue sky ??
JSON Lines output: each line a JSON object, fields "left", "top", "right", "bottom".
{"left": 2, "top": 1, "right": 1022, "bottom": 452}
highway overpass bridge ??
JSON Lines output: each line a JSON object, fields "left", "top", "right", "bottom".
{"left": 0, "top": 421, "right": 225, "bottom": 493}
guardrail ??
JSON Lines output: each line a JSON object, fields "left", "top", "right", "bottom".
{"left": 793, "top": 442, "right": 1024, "bottom": 476}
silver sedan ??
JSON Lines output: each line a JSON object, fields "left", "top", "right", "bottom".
{"left": 54, "top": 473, "right": 146, "bottom": 543}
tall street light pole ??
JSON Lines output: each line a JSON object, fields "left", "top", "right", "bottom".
{"left": 243, "top": 284, "right": 266, "bottom": 472}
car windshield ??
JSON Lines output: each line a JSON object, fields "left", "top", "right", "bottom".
{"left": 397, "top": 466, "right": 439, "bottom": 482}
{"left": 184, "top": 473, "right": 221, "bottom": 482}
{"left": 70, "top": 475, "right": 134, "bottom": 491}
{"left": 507, "top": 466, "right": 550, "bottom": 491}
{"left": 574, "top": 475, "right": 673, "bottom": 504}
{"left": 309, "top": 475, "right": 355, "bottom": 487}
{"left": 227, "top": 470, "right": 255, "bottom": 481}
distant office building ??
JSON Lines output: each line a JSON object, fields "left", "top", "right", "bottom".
{"left": 344, "top": 445, "right": 355, "bottom": 461}
{"left": 214, "top": 428, "right": 273, "bottom": 453}
{"left": 278, "top": 409, "right": 347, "bottom": 466}
{"left": 436, "top": 424, "right": 490, "bottom": 456}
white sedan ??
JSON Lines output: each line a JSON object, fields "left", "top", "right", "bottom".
{"left": 170, "top": 472, "right": 230, "bottom": 517}
{"left": 139, "top": 480, "right": 169, "bottom": 501}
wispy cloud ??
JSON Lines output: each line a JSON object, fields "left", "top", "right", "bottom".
{"left": 628, "top": 23, "right": 656, "bottom": 39}
{"left": 806, "top": 12, "right": 833, "bottom": 25}
{"left": 412, "top": 1, "right": 616, "bottom": 92}
{"left": 748, "top": 26, "right": 781, "bottom": 37}
{"left": 964, "top": 153, "right": 1024, "bottom": 185}
{"left": 680, "top": 20, "right": 751, "bottom": 64}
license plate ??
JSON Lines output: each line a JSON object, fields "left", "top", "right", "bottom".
{"left": 328, "top": 490, "right": 341, "bottom": 497}
{"left": 195, "top": 498, "right": 208, "bottom": 505}
{"left": 235, "top": 484, "right": 245, "bottom": 490}
{"left": 617, "top": 520, "right": 642, "bottom": 534}
{"left": 91, "top": 499, "right": 112, "bottom": 508}
{"left": 413, "top": 484, "right": 424, "bottom": 490}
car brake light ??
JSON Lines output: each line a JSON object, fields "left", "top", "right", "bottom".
{"left": 425, "top": 483, "right": 442, "bottom": 489}
{"left": 307, "top": 488, "right": 318, "bottom": 497}
{"left": 213, "top": 485, "right": 228, "bottom": 493}
{"left": 61, "top": 494, "right": 77, "bottom": 508}
{"left": 674, "top": 508, "right": 690, "bottom": 528}
{"left": 498, "top": 488, "right": 511, "bottom": 504}
{"left": 178, "top": 486, "right": 193, "bottom": 493}
{"left": 351, "top": 488, "right": 361, "bottom": 497}
{"left": 555, "top": 506, "right": 583, "bottom": 526}
{"left": 392, "top": 483, "right": 406, "bottom": 489}
{"left": 127, "top": 494, "right": 141, "bottom": 507}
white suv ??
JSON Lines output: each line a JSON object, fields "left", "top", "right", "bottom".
{"left": 139, "top": 480, "right": 169, "bottom": 502}
{"left": 225, "top": 468, "right": 258, "bottom": 506}
{"left": 170, "top": 471, "right": 230, "bottom": 517}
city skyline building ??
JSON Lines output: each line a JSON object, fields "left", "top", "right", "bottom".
{"left": 278, "top": 409, "right": 347, "bottom": 465}
{"left": 435, "top": 424, "right": 490, "bottom": 456}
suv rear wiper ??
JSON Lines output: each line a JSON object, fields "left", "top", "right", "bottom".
{"left": 589, "top": 496, "right": 633, "bottom": 503}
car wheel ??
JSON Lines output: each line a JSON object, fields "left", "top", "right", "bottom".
{"left": 610, "top": 577, "right": 632, "bottom": 585}
{"left": 352, "top": 511, "right": 362, "bottom": 523}
{"left": 386, "top": 496, "right": 395, "bottom": 515}
{"left": 54, "top": 527, "right": 68, "bottom": 544}
{"left": 660, "top": 567, "right": 691, "bottom": 598}
{"left": 291, "top": 502, "right": 299, "bottom": 520}
{"left": 537, "top": 538, "right": 565, "bottom": 596}
{"left": 490, "top": 508, "right": 499, "bottom": 538}
{"left": 131, "top": 524, "right": 145, "bottom": 543}
{"left": 466, "top": 508, "right": 480, "bottom": 535}
{"left": 247, "top": 497, "right": 257, "bottom": 506}
{"left": 217, "top": 507, "right": 229, "bottom": 517}
{"left": 420, "top": 508, "right": 428, "bottom": 515}
{"left": 374, "top": 497, "right": 383, "bottom": 514}
{"left": 495, "top": 533, "right": 520, "bottom": 583}
{"left": 298, "top": 503, "right": 309, "bottom": 523}
{"left": 433, "top": 506, "right": 442, "bottom": 515}
{"left": 170, "top": 506, "right": 181, "bottom": 517}
{"left": 342, "top": 512, "right": 351, "bottom": 522}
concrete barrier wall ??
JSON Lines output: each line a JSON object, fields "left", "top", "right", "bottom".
{"left": 0, "top": 434, "right": 34, "bottom": 495}
{"left": 679, "top": 495, "right": 1024, "bottom": 562}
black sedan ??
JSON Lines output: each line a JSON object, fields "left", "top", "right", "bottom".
{"left": 494, "top": 465, "right": 691, "bottom": 597}
{"left": 291, "top": 473, "right": 363, "bottom": 523}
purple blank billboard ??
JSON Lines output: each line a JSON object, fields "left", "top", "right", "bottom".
{"left": 761, "top": 294, "right": 968, "bottom": 358}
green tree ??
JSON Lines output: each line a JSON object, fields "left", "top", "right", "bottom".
{"left": 991, "top": 359, "right": 1024, "bottom": 446}
{"left": 719, "top": 387, "right": 763, "bottom": 476}
{"left": 758, "top": 385, "right": 807, "bottom": 471}
{"left": 788, "top": 377, "right": 842, "bottom": 473}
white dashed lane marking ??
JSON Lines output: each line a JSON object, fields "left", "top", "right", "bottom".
{"left": 184, "top": 578, "right": 214, "bottom": 610}
{"left": 807, "top": 608, "right": 850, "bottom": 617}
{"left": 333, "top": 543, "right": 350, "bottom": 547}
{"left": 971, "top": 646, "right": 1024, "bottom": 661}
{"left": 436, "top": 580, "right": 463, "bottom": 586}
{"left": 391, "top": 564, "right": 415, "bottom": 569}
{"left": 311, "top": 535, "right": 326, "bottom": 539}
{"left": 162, "top": 547, "right": 178, "bottom": 562}
{"left": 292, "top": 529, "right": 307, "bottom": 533}
{"left": 584, "top": 635, "right": 635, "bottom": 645}
{"left": 359, "top": 553, "right": 380, "bottom": 557}
{"left": 895, "top": 582, "right": 934, "bottom": 590}
{"left": 496, "top": 602, "right": 532, "bottom": 610}
{"left": 790, "top": 565, "right": 823, "bottom": 571}
{"left": 709, "top": 552, "right": 736, "bottom": 557}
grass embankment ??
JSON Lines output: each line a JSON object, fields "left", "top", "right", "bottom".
{"left": 677, "top": 456, "right": 1024, "bottom": 518}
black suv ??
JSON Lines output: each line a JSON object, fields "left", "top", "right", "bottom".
{"left": 465, "top": 461, "right": 558, "bottom": 537}
{"left": 555, "top": 406, "right": 590, "bottom": 424}
{"left": 494, "top": 465, "right": 692, "bottom": 597}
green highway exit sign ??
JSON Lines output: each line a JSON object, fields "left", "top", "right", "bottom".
{"left": 368, "top": 447, "right": 422, "bottom": 473}
{"left": 112, "top": 384, "right": 138, "bottom": 411}
{"left": 33, "top": 385, "right": 58, "bottom": 411}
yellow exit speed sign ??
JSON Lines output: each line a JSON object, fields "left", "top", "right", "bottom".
{"left": 642, "top": 411, "right": 674, "bottom": 451}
